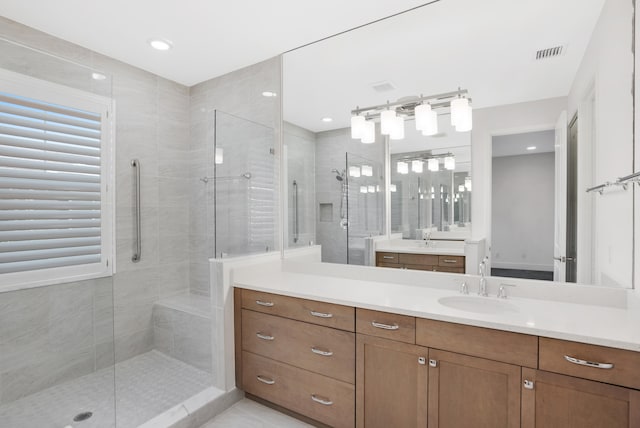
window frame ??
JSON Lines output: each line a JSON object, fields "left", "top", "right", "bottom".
{"left": 0, "top": 68, "right": 115, "bottom": 292}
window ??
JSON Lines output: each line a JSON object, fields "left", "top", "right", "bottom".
{"left": 0, "top": 69, "right": 114, "bottom": 290}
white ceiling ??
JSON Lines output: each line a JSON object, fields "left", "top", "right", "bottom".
{"left": 283, "top": 0, "right": 606, "bottom": 133}
{"left": 0, "top": 0, "right": 433, "bottom": 86}
{"left": 492, "top": 130, "right": 556, "bottom": 158}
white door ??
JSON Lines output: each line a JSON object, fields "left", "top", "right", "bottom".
{"left": 553, "top": 111, "right": 568, "bottom": 281}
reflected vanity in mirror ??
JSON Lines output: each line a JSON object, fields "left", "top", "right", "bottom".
{"left": 282, "top": 0, "right": 635, "bottom": 288}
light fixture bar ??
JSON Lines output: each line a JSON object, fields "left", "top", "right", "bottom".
{"left": 351, "top": 89, "right": 468, "bottom": 116}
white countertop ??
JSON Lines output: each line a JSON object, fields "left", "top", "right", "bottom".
{"left": 232, "top": 260, "right": 640, "bottom": 353}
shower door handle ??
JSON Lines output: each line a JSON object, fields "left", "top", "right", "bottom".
{"left": 131, "top": 159, "right": 141, "bottom": 262}
{"left": 293, "top": 180, "right": 299, "bottom": 243}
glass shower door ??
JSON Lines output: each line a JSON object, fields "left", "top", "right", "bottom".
{"left": 213, "top": 110, "right": 278, "bottom": 257}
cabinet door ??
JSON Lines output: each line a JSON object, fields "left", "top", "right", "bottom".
{"left": 522, "top": 368, "right": 640, "bottom": 428}
{"left": 428, "top": 349, "right": 521, "bottom": 428}
{"left": 356, "top": 335, "right": 428, "bottom": 428}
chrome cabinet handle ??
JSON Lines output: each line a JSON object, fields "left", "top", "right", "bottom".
{"left": 257, "top": 375, "right": 275, "bottom": 385}
{"left": 442, "top": 259, "right": 457, "bottom": 263}
{"left": 311, "top": 347, "right": 333, "bottom": 357}
{"left": 371, "top": 321, "right": 399, "bottom": 330}
{"left": 310, "top": 310, "right": 333, "bottom": 318}
{"left": 255, "top": 300, "right": 274, "bottom": 307}
{"left": 256, "top": 332, "right": 274, "bottom": 341}
{"left": 383, "top": 256, "right": 395, "bottom": 259}
{"left": 564, "top": 355, "right": 614, "bottom": 369}
{"left": 311, "top": 394, "right": 333, "bottom": 406}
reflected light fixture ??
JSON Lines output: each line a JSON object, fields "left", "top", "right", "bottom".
{"left": 427, "top": 158, "right": 439, "bottom": 172}
{"left": 390, "top": 184, "right": 397, "bottom": 192}
{"left": 458, "top": 184, "right": 465, "bottom": 192}
{"left": 465, "top": 176, "right": 472, "bottom": 191}
{"left": 262, "top": 91, "right": 277, "bottom": 97}
{"left": 455, "top": 103, "right": 473, "bottom": 132}
{"left": 390, "top": 115, "right": 405, "bottom": 140}
{"left": 349, "top": 166, "right": 361, "bottom": 178}
{"left": 411, "top": 160, "right": 423, "bottom": 173}
{"left": 450, "top": 97, "right": 468, "bottom": 126}
{"left": 415, "top": 103, "right": 438, "bottom": 136}
{"left": 397, "top": 161, "right": 409, "bottom": 175}
{"left": 444, "top": 156, "right": 455, "bottom": 170}
{"left": 380, "top": 109, "right": 397, "bottom": 135}
{"left": 215, "top": 148, "right": 223, "bottom": 165}
{"left": 360, "top": 186, "right": 367, "bottom": 194}
{"left": 361, "top": 165, "right": 373, "bottom": 177}
{"left": 368, "top": 185, "right": 376, "bottom": 193}
{"left": 361, "top": 120, "right": 376, "bottom": 144}
{"left": 376, "top": 185, "right": 380, "bottom": 192}
{"left": 351, "top": 115, "right": 365, "bottom": 139}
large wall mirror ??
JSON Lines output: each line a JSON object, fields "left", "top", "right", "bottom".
{"left": 282, "top": 0, "right": 635, "bottom": 288}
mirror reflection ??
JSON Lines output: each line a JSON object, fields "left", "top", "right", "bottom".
{"left": 283, "top": 0, "right": 634, "bottom": 288}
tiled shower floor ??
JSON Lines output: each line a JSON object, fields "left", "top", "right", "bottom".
{"left": 0, "top": 350, "right": 214, "bottom": 428}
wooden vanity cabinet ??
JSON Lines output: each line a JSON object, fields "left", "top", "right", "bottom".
{"left": 375, "top": 251, "right": 465, "bottom": 273}
{"left": 356, "top": 335, "right": 428, "bottom": 428}
{"left": 521, "top": 368, "right": 640, "bottom": 428}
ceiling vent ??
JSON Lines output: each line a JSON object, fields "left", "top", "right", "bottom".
{"left": 535, "top": 46, "right": 564, "bottom": 60}
{"left": 371, "top": 81, "right": 396, "bottom": 92}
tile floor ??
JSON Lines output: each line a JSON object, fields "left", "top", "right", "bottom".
{"left": 0, "top": 350, "right": 215, "bottom": 428}
{"left": 200, "top": 398, "right": 312, "bottom": 428}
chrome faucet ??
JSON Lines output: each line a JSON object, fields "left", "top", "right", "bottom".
{"left": 460, "top": 281, "right": 469, "bottom": 295}
{"left": 478, "top": 260, "right": 488, "bottom": 297}
{"left": 497, "top": 283, "right": 515, "bottom": 299}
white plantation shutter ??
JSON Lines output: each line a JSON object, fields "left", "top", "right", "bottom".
{"left": 0, "top": 70, "right": 113, "bottom": 289}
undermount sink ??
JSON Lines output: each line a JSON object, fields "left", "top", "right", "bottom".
{"left": 438, "top": 296, "right": 519, "bottom": 314}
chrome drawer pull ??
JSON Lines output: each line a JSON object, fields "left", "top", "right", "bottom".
{"left": 564, "top": 355, "right": 614, "bottom": 369}
{"left": 310, "top": 310, "right": 333, "bottom": 318}
{"left": 257, "top": 375, "right": 275, "bottom": 385}
{"left": 255, "top": 300, "right": 274, "bottom": 307}
{"left": 311, "top": 347, "right": 334, "bottom": 357}
{"left": 256, "top": 332, "right": 274, "bottom": 341}
{"left": 311, "top": 394, "right": 333, "bottom": 406}
{"left": 442, "top": 259, "right": 457, "bottom": 263}
{"left": 383, "top": 256, "right": 395, "bottom": 259}
{"left": 371, "top": 321, "right": 399, "bottom": 330}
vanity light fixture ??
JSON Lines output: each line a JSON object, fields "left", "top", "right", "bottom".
{"left": 526, "top": 146, "right": 537, "bottom": 151}
{"left": 411, "top": 160, "right": 423, "bottom": 173}
{"left": 361, "top": 120, "right": 376, "bottom": 144}
{"left": 349, "top": 166, "right": 361, "bottom": 178}
{"left": 215, "top": 148, "right": 223, "bottom": 165}
{"left": 148, "top": 38, "right": 173, "bottom": 51}
{"left": 361, "top": 165, "right": 373, "bottom": 177}
{"left": 427, "top": 158, "right": 439, "bottom": 172}
{"left": 368, "top": 185, "right": 376, "bottom": 193}
{"left": 262, "top": 91, "right": 277, "bottom": 97}
{"left": 360, "top": 186, "right": 368, "bottom": 194}
{"left": 397, "top": 161, "right": 409, "bottom": 175}
{"left": 464, "top": 176, "right": 472, "bottom": 191}
{"left": 376, "top": 185, "right": 381, "bottom": 192}
{"left": 350, "top": 88, "right": 471, "bottom": 143}
{"left": 390, "top": 184, "right": 397, "bottom": 192}
{"left": 458, "top": 184, "right": 465, "bottom": 192}
{"left": 444, "top": 156, "right": 455, "bottom": 170}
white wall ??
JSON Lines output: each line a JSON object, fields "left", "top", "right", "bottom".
{"left": 471, "top": 97, "right": 567, "bottom": 262}
{"left": 491, "top": 152, "right": 555, "bottom": 271}
{"left": 568, "top": 0, "right": 633, "bottom": 288}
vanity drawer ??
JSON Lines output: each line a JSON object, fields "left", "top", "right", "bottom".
{"left": 241, "top": 289, "right": 355, "bottom": 331}
{"left": 539, "top": 337, "right": 640, "bottom": 390}
{"left": 433, "top": 266, "right": 465, "bottom": 274}
{"left": 398, "top": 253, "right": 439, "bottom": 266}
{"left": 377, "top": 262, "right": 402, "bottom": 269}
{"left": 376, "top": 252, "right": 399, "bottom": 264}
{"left": 243, "top": 351, "right": 355, "bottom": 428}
{"left": 404, "top": 264, "right": 437, "bottom": 271}
{"left": 356, "top": 308, "right": 415, "bottom": 344}
{"left": 416, "top": 319, "right": 538, "bottom": 368}
{"left": 242, "top": 309, "right": 355, "bottom": 383}
{"left": 438, "top": 255, "right": 465, "bottom": 267}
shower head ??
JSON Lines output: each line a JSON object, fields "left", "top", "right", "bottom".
{"left": 331, "top": 168, "right": 344, "bottom": 181}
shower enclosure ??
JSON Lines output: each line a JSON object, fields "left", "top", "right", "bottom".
{"left": 212, "top": 110, "right": 279, "bottom": 257}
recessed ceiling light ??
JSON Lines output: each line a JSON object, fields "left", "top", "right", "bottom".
{"left": 91, "top": 72, "right": 106, "bottom": 81}
{"left": 526, "top": 146, "right": 537, "bottom": 151}
{"left": 262, "top": 91, "right": 277, "bottom": 97}
{"left": 148, "top": 38, "right": 173, "bottom": 51}
{"left": 321, "top": 117, "right": 333, "bottom": 123}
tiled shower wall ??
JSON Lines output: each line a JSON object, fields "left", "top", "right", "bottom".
{"left": 189, "top": 57, "right": 281, "bottom": 296}
{"left": 0, "top": 16, "right": 191, "bottom": 398}
{"left": 315, "top": 127, "right": 385, "bottom": 264}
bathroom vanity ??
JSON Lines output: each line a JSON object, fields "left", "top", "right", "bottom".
{"left": 374, "top": 239, "right": 467, "bottom": 273}
{"left": 232, "top": 261, "right": 640, "bottom": 428}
